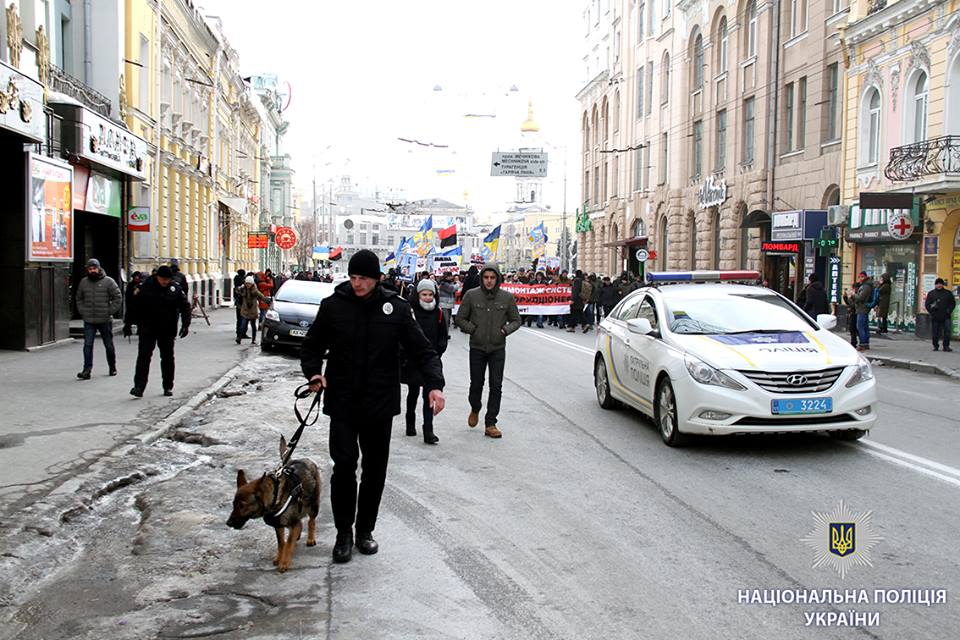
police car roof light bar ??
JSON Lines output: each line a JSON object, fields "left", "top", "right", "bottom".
{"left": 646, "top": 270, "right": 761, "bottom": 284}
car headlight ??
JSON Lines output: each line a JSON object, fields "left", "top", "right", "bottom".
{"left": 845, "top": 355, "right": 874, "bottom": 388}
{"left": 265, "top": 309, "right": 280, "bottom": 322}
{"left": 684, "top": 356, "right": 746, "bottom": 390}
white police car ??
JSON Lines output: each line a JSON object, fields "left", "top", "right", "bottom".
{"left": 593, "top": 271, "right": 877, "bottom": 446}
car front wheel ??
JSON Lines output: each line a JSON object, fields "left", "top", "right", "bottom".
{"left": 595, "top": 357, "right": 618, "bottom": 409}
{"left": 655, "top": 379, "right": 687, "bottom": 447}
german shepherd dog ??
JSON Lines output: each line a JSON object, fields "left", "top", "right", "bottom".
{"left": 226, "top": 436, "right": 322, "bottom": 572}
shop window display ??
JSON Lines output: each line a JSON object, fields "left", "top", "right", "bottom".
{"left": 858, "top": 243, "right": 919, "bottom": 331}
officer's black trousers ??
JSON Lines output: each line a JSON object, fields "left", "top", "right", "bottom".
{"left": 134, "top": 331, "right": 175, "bottom": 391}
{"left": 328, "top": 416, "right": 393, "bottom": 535}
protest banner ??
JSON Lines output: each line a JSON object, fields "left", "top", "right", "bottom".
{"left": 454, "top": 283, "right": 571, "bottom": 315}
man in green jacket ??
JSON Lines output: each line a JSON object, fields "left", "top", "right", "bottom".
{"left": 455, "top": 266, "right": 521, "bottom": 438}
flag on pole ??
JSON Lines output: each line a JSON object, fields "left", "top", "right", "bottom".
{"left": 482, "top": 225, "right": 501, "bottom": 260}
{"left": 312, "top": 245, "right": 330, "bottom": 261}
{"left": 329, "top": 246, "right": 343, "bottom": 261}
{"left": 438, "top": 224, "right": 458, "bottom": 248}
{"left": 439, "top": 245, "right": 462, "bottom": 257}
{"left": 383, "top": 251, "right": 396, "bottom": 269}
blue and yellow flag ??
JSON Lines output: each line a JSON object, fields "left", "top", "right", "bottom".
{"left": 482, "top": 225, "right": 501, "bottom": 260}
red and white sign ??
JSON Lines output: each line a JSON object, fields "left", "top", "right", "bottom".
{"left": 128, "top": 207, "right": 150, "bottom": 232}
{"left": 887, "top": 212, "right": 913, "bottom": 240}
{"left": 275, "top": 226, "right": 298, "bottom": 250}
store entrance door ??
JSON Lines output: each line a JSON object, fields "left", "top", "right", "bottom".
{"left": 71, "top": 211, "right": 121, "bottom": 319}
{"left": 764, "top": 254, "right": 797, "bottom": 298}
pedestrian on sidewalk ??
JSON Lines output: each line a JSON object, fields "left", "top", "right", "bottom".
{"left": 75, "top": 258, "right": 122, "bottom": 379}
{"left": 301, "top": 249, "right": 445, "bottom": 564}
{"left": 876, "top": 274, "right": 892, "bottom": 334}
{"left": 124, "top": 265, "right": 190, "bottom": 397}
{"left": 801, "top": 273, "right": 829, "bottom": 318}
{"left": 598, "top": 276, "right": 619, "bottom": 319}
{"left": 123, "top": 271, "right": 142, "bottom": 336}
{"left": 236, "top": 276, "right": 268, "bottom": 345}
{"left": 169, "top": 258, "right": 188, "bottom": 297}
{"left": 256, "top": 272, "right": 273, "bottom": 324}
{"left": 925, "top": 278, "right": 956, "bottom": 352}
{"left": 854, "top": 272, "right": 874, "bottom": 351}
{"left": 232, "top": 269, "right": 248, "bottom": 339}
{"left": 455, "top": 266, "right": 521, "bottom": 439}
{"left": 842, "top": 284, "right": 860, "bottom": 348}
{"left": 403, "top": 279, "right": 448, "bottom": 444}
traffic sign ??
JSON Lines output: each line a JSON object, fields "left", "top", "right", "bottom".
{"left": 635, "top": 248, "right": 649, "bottom": 262}
{"left": 274, "top": 226, "right": 298, "bottom": 250}
{"left": 491, "top": 151, "right": 548, "bottom": 177}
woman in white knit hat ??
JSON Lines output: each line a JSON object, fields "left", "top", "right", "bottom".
{"left": 401, "top": 278, "right": 448, "bottom": 444}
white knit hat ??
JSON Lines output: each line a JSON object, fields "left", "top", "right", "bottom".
{"left": 416, "top": 279, "right": 437, "bottom": 294}
{"left": 245, "top": 275, "right": 255, "bottom": 285}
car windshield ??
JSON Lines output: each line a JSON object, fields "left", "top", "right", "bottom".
{"left": 664, "top": 293, "right": 814, "bottom": 335}
{"left": 276, "top": 283, "right": 330, "bottom": 305}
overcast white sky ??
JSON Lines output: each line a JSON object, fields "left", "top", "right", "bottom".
{"left": 199, "top": 0, "right": 585, "bottom": 218}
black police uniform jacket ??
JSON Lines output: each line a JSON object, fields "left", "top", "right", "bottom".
{"left": 128, "top": 276, "right": 191, "bottom": 336}
{"left": 300, "top": 281, "right": 445, "bottom": 420}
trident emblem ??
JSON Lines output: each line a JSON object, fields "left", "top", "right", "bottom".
{"left": 829, "top": 523, "right": 856, "bottom": 557}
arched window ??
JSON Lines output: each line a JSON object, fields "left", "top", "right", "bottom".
{"left": 949, "top": 53, "right": 960, "bottom": 135}
{"left": 692, "top": 32, "right": 704, "bottom": 91}
{"left": 687, "top": 212, "right": 697, "bottom": 268}
{"left": 905, "top": 71, "right": 928, "bottom": 143}
{"left": 602, "top": 98, "right": 609, "bottom": 142}
{"left": 860, "top": 88, "right": 881, "bottom": 165}
{"left": 661, "top": 52, "right": 671, "bottom": 105}
{"left": 658, "top": 215, "right": 669, "bottom": 269}
{"left": 633, "top": 217, "right": 646, "bottom": 237}
{"left": 582, "top": 112, "right": 590, "bottom": 151}
{"left": 717, "top": 16, "right": 728, "bottom": 73}
{"left": 745, "top": 0, "right": 758, "bottom": 59}
{"left": 591, "top": 105, "right": 599, "bottom": 148}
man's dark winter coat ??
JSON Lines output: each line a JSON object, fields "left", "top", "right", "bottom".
{"left": 598, "top": 282, "right": 620, "bottom": 308}
{"left": 301, "top": 281, "right": 445, "bottom": 419}
{"left": 128, "top": 277, "right": 191, "bottom": 336}
{"left": 455, "top": 266, "right": 521, "bottom": 353}
{"left": 925, "top": 287, "right": 957, "bottom": 320}
{"left": 802, "top": 280, "right": 829, "bottom": 317}
{"left": 401, "top": 300, "right": 448, "bottom": 387}
{"left": 462, "top": 266, "right": 481, "bottom": 294}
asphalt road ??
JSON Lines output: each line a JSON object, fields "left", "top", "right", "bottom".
{"left": 1, "top": 324, "right": 957, "bottom": 639}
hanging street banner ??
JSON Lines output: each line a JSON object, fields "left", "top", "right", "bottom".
{"left": 490, "top": 151, "right": 548, "bottom": 177}
{"left": 455, "top": 283, "right": 571, "bottom": 315}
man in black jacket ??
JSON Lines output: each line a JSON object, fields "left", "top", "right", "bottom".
{"left": 801, "top": 274, "right": 830, "bottom": 318}
{"left": 925, "top": 278, "right": 956, "bottom": 351}
{"left": 301, "top": 250, "right": 445, "bottom": 564}
{"left": 124, "top": 265, "right": 191, "bottom": 397}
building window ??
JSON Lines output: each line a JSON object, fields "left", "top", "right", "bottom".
{"left": 824, "top": 63, "right": 839, "bottom": 142}
{"left": 659, "top": 132, "right": 668, "bottom": 184}
{"left": 594, "top": 171, "right": 601, "bottom": 205}
{"left": 658, "top": 215, "right": 669, "bottom": 269}
{"left": 614, "top": 31, "right": 621, "bottom": 63}
{"left": 634, "top": 147, "right": 642, "bottom": 191}
{"left": 637, "top": 68, "right": 645, "bottom": 118}
{"left": 746, "top": 0, "right": 758, "bottom": 58}
{"left": 139, "top": 35, "right": 150, "bottom": 111}
{"left": 789, "top": 0, "right": 807, "bottom": 38}
{"left": 908, "top": 71, "right": 928, "bottom": 143}
{"left": 661, "top": 53, "right": 670, "bottom": 105}
{"left": 862, "top": 88, "right": 881, "bottom": 166}
{"left": 638, "top": 2, "right": 645, "bottom": 40}
{"left": 717, "top": 17, "right": 728, "bottom": 73}
{"left": 784, "top": 82, "right": 795, "bottom": 152}
{"left": 743, "top": 97, "right": 756, "bottom": 163}
{"left": 646, "top": 61, "right": 654, "bottom": 114}
{"left": 614, "top": 91, "right": 621, "bottom": 131}
{"left": 715, "top": 110, "right": 727, "bottom": 171}
{"left": 648, "top": 0, "right": 656, "bottom": 36}
{"left": 797, "top": 77, "right": 806, "bottom": 150}
{"left": 584, "top": 170, "right": 590, "bottom": 204}
{"left": 663, "top": 0, "right": 671, "bottom": 18}
{"left": 692, "top": 120, "right": 703, "bottom": 178}
{"left": 692, "top": 33, "right": 704, "bottom": 91}
{"left": 644, "top": 142, "right": 652, "bottom": 188}
{"left": 603, "top": 162, "right": 609, "bottom": 201}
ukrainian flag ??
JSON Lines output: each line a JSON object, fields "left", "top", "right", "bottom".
{"left": 483, "top": 225, "right": 501, "bottom": 260}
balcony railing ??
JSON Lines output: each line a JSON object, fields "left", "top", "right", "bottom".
{"left": 49, "top": 65, "right": 112, "bottom": 117}
{"left": 885, "top": 135, "right": 960, "bottom": 182}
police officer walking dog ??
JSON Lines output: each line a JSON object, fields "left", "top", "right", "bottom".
{"left": 124, "top": 265, "right": 191, "bottom": 397}
{"left": 301, "top": 250, "right": 445, "bottom": 564}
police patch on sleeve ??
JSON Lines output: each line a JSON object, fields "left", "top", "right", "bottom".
{"left": 382, "top": 302, "right": 393, "bottom": 315}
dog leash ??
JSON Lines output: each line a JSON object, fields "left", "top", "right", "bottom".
{"left": 276, "top": 383, "right": 323, "bottom": 472}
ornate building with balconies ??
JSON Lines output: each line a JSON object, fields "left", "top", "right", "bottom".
{"left": 839, "top": 0, "right": 960, "bottom": 334}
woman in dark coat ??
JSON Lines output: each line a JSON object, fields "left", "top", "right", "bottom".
{"left": 876, "top": 274, "right": 892, "bottom": 334}
{"left": 402, "top": 279, "right": 448, "bottom": 444}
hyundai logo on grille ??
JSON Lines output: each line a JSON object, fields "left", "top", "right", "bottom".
{"left": 299, "top": 320, "right": 310, "bottom": 328}
{"left": 786, "top": 374, "right": 808, "bottom": 386}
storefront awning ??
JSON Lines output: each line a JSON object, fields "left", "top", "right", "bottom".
{"left": 603, "top": 235, "right": 648, "bottom": 247}
{"left": 740, "top": 210, "right": 771, "bottom": 228}
{"left": 219, "top": 197, "right": 248, "bottom": 217}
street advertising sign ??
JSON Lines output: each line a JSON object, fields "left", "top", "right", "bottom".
{"left": 274, "top": 226, "right": 297, "bottom": 250}
{"left": 0, "top": 60, "right": 44, "bottom": 141}
{"left": 128, "top": 206, "right": 150, "bottom": 232}
{"left": 27, "top": 154, "right": 74, "bottom": 262}
{"left": 886, "top": 211, "right": 913, "bottom": 240}
{"left": 848, "top": 193, "right": 919, "bottom": 242}
{"left": 827, "top": 255, "right": 842, "bottom": 304}
{"left": 248, "top": 232, "right": 269, "bottom": 249}
{"left": 490, "top": 151, "right": 548, "bottom": 177}
{"left": 696, "top": 175, "right": 728, "bottom": 209}
{"left": 85, "top": 172, "right": 122, "bottom": 217}
{"left": 635, "top": 248, "right": 649, "bottom": 262}
{"left": 761, "top": 241, "right": 801, "bottom": 253}
{"left": 771, "top": 211, "right": 803, "bottom": 241}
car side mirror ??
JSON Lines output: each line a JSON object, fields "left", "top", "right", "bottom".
{"left": 816, "top": 314, "right": 837, "bottom": 331}
{"left": 627, "top": 317, "right": 654, "bottom": 335}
